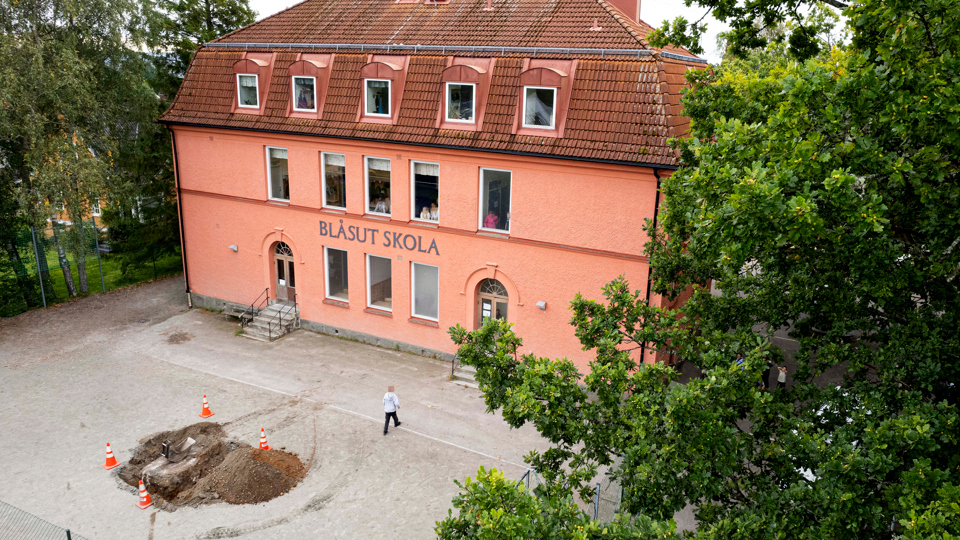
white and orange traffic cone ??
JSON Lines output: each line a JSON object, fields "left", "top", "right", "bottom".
{"left": 136, "top": 480, "right": 152, "bottom": 509}
{"left": 199, "top": 394, "right": 214, "bottom": 418}
{"left": 102, "top": 443, "right": 120, "bottom": 470}
{"left": 259, "top": 428, "right": 272, "bottom": 451}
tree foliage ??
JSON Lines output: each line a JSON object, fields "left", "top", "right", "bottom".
{"left": 439, "top": 0, "right": 959, "bottom": 537}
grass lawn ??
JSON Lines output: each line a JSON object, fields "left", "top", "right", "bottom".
{"left": 44, "top": 251, "right": 182, "bottom": 301}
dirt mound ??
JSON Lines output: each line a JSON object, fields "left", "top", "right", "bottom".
{"left": 119, "top": 422, "right": 306, "bottom": 509}
{"left": 192, "top": 448, "right": 306, "bottom": 504}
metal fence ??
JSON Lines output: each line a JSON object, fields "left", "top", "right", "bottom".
{"left": 1, "top": 220, "right": 106, "bottom": 314}
{"left": 516, "top": 468, "right": 625, "bottom": 523}
{"left": 0, "top": 499, "right": 90, "bottom": 540}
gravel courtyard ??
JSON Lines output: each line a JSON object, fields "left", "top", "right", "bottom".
{"left": 0, "top": 277, "right": 549, "bottom": 539}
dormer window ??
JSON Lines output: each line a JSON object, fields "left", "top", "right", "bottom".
{"left": 237, "top": 74, "right": 259, "bottom": 108}
{"left": 365, "top": 79, "right": 391, "bottom": 116}
{"left": 446, "top": 83, "right": 475, "bottom": 122}
{"left": 522, "top": 87, "right": 556, "bottom": 128}
{"left": 292, "top": 76, "right": 317, "bottom": 112}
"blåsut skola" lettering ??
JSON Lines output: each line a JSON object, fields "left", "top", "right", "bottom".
{"left": 320, "top": 219, "right": 439, "bottom": 255}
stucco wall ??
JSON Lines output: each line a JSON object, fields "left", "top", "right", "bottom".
{"left": 174, "top": 126, "right": 660, "bottom": 372}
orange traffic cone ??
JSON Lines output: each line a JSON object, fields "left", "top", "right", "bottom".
{"left": 199, "top": 394, "right": 214, "bottom": 418}
{"left": 259, "top": 428, "right": 272, "bottom": 451}
{"left": 102, "top": 443, "right": 120, "bottom": 470}
{"left": 136, "top": 480, "right": 152, "bottom": 509}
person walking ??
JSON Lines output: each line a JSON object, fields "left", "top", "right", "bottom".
{"left": 383, "top": 385, "right": 401, "bottom": 435}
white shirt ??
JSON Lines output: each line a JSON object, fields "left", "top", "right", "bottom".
{"left": 383, "top": 392, "right": 399, "bottom": 413}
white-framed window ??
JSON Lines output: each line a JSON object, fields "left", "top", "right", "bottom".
{"left": 364, "top": 79, "right": 391, "bottom": 116}
{"left": 445, "top": 82, "right": 475, "bottom": 123}
{"left": 478, "top": 168, "right": 511, "bottom": 233}
{"left": 522, "top": 86, "right": 556, "bottom": 129}
{"left": 91, "top": 199, "right": 101, "bottom": 217}
{"left": 365, "top": 156, "right": 391, "bottom": 216}
{"left": 410, "top": 161, "right": 439, "bottom": 223}
{"left": 411, "top": 262, "right": 439, "bottom": 321}
{"left": 366, "top": 254, "right": 393, "bottom": 311}
{"left": 266, "top": 147, "right": 290, "bottom": 201}
{"left": 324, "top": 247, "right": 349, "bottom": 301}
{"left": 292, "top": 76, "right": 317, "bottom": 112}
{"left": 321, "top": 152, "right": 346, "bottom": 210}
{"left": 237, "top": 74, "right": 259, "bottom": 108}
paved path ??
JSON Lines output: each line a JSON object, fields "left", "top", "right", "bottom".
{"left": 0, "top": 278, "right": 548, "bottom": 539}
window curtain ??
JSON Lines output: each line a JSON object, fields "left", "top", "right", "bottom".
{"left": 368, "top": 157, "right": 390, "bottom": 171}
{"left": 413, "top": 162, "right": 439, "bottom": 176}
{"left": 325, "top": 153, "right": 345, "bottom": 167}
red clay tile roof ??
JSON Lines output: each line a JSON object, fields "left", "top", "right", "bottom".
{"left": 161, "top": 0, "right": 706, "bottom": 166}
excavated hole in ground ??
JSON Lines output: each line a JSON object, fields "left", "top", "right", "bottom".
{"left": 119, "top": 421, "right": 307, "bottom": 510}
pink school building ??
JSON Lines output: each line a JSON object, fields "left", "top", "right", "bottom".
{"left": 160, "top": 0, "right": 704, "bottom": 371}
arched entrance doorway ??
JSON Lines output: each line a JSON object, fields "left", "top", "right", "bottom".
{"left": 477, "top": 278, "right": 508, "bottom": 327}
{"left": 273, "top": 242, "right": 296, "bottom": 303}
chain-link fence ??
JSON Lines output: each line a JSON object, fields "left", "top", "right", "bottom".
{"left": 0, "top": 499, "right": 90, "bottom": 540}
{"left": 1, "top": 220, "right": 106, "bottom": 314}
{"left": 515, "top": 468, "right": 626, "bottom": 524}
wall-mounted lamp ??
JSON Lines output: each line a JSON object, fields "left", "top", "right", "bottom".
{"left": 228, "top": 244, "right": 238, "bottom": 252}
{"left": 536, "top": 300, "right": 547, "bottom": 311}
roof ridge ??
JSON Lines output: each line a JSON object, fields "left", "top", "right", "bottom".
{"left": 212, "top": 0, "right": 314, "bottom": 43}
{"left": 592, "top": 0, "right": 650, "bottom": 49}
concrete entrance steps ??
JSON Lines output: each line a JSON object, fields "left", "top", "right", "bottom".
{"left": 452, "top": 364, "right": 479, "bottom": 389}
{"left": 241, "top": 303, "right": 299, "bottom": 342}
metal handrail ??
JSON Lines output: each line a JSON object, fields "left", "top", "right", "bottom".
{"left": 266, "top": 293, "right": 297, "bottom": 340}
{"left": 240, "top": 287, "right": 269, "bottom": 329}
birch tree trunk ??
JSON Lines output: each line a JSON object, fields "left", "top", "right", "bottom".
{"left": 72, "top": 221, "right": 89, "bottom": 294}
{"left": 51, "top": 223, "right": 77, "bottom": 297}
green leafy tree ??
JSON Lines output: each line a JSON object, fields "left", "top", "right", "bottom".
{"left": 440, "top": 0, "right": 959, "bottom": 537}
{"left": 148, "top": 0, "right": 256, "bottom": 97}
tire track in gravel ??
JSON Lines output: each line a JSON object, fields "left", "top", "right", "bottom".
{"left": 195, "top": 412, "right": 364, "bottom": 539}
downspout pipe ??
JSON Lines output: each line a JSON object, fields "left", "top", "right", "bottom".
{"left": 170, "top": 128, "right": 192, "bottom": 308}
{"left": 643, "top": 168, "right": 663, "bottom": 363}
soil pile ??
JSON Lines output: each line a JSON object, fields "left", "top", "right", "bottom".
{"left": 119, "top": 422, "right": 307, "bottom": 509}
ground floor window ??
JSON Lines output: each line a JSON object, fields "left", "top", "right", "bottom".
{"left": 411, "top": 161, "right": 439, "bottom": 222}
{"left": 411, "top": 262, "right": 439, "bottom": 321}
{"left": 366, "top": 255, "right": 392, "bottom": 311}
{"left": 325, "top": 247, "right": 349, "bottom": 301}
{"left": 479, "top": 168, "right": 511, "bottom": 232}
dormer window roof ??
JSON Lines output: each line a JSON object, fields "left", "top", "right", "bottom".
{"left": 357, "top": 55, "right": 410, "bottom": 125}
{"left": 232, "top": 53, "right": 275, "bottom": 115}
{"left": 513, "top": 59, "right": 577, "bottom": 138}
{"left": 287, "top": 53, "right": 334, "bottom": 119}
{"left": 436, "top": 58, "right": 496, "bottom": 132}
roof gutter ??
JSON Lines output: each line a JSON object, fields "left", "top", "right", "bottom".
{"left": 158, "top": 120, "right": 680, "bottom": 171}
{"left": 203, "top": 42, "right": 708, "bottom": 64}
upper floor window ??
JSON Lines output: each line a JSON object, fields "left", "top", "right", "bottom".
{"left": 446, "top": 83, "right": 475, "bottom": 123}
{"left": 411, "top": 161, "right": 439, "bottom": 223}
{"left": 292, "top": 76, "right": 317, "bottom": 112}
{"left": 365, "top": 80, "right": 391, "bottom": 116}
{"left": 322, "top": 152, "right": 346, "bottom": 209}
{"left": 237, "top": 74, "right": 260, "bottom": 108}
{"left": 479, "top": 168, "right": 511, "bottom": 233}
{"left": 91, "top": 199, "right": 101, "bottom": 217}
{"left": 365, "top": 157, "right": 391, "bottom": 215}
{"left": 267, "top": 147, "right": 289, "bottom": 201}
{"left": 522, "top": 86, "right": 556, "bottom": 129}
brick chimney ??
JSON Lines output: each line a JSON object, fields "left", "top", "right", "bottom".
{"left": 606, "top": 0, "right": 640, "bottom": 22}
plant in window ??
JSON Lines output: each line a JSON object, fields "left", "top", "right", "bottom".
{"left": 238, "top": 74, "right": 259, "bottom": 108}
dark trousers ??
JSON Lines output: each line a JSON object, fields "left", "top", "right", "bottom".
{"left": 384, "top": 411, "right": 400, "bottom": 433}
